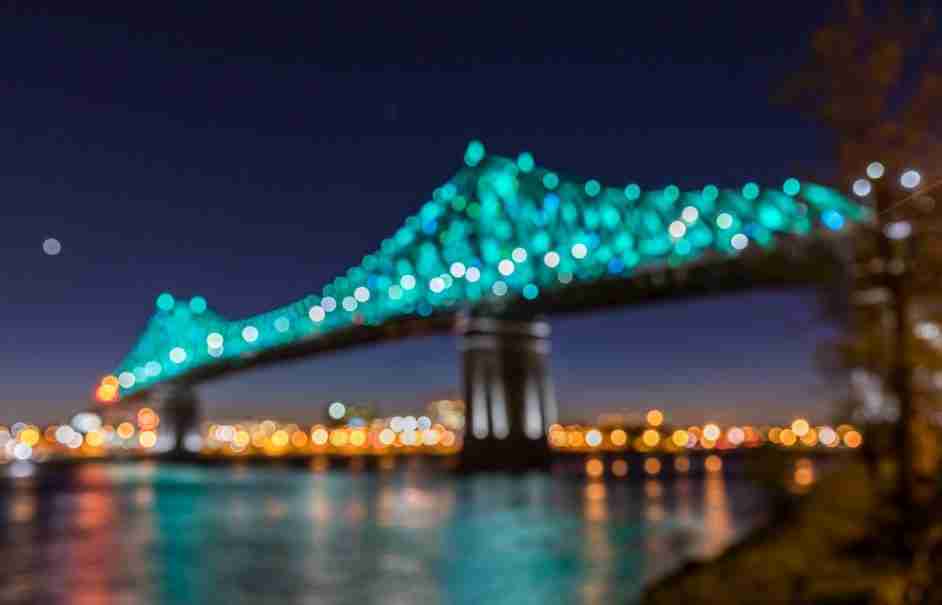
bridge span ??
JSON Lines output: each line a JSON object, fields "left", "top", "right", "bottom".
{"left": 95, "top": 142, "right": 869, "bottom": 469}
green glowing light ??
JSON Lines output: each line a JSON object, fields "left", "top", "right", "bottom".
{"left": 156, "top": 292, "right": 175, "bottom": 311}
{"left": 783, "top": 178, "right": 801, "bottom": 196}
{"left": 111, "top": 141, "right": 867, "bottom": 397}
{"left": 516, "top": 152, "right": 535, "bottom": 173}
{"left": 189, "top": 296, "right": 207, "bottom": 314}
{"left": 464, "top": 140, "right": 485, "bottom": 166}
{"left": 742, "top": 182, "right": 760, "bottom": 200}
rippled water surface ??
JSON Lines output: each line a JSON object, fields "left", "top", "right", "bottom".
{"left": 0, "top": 461, "right": 764, "bottom": 604}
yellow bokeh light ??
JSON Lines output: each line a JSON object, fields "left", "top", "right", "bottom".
{"left": 18, "top": 427, "right": 40, "bottom": 447}
{"left": 585, "top": 458, "right": 604, "bottom": 478}
{"left": 329, "top": 429, "right": 349, "bottom": 447}
{"left": 441, "top": 431, "right": 456, "bottom": 448}
{"left": 423, "top": 429, "right": 441, "bottom": 446}
{"left": 705, "top": 454, "right": 723, "bottom": 473}
{"left": 567, "top": 430, "right": 585, "bottom": 448}
{"left": 671, "top": 429, "right": 689, "bottom": 448}
{"left": 378, "top": 428, "right": 395, "bottom": 446}
{"left": 349, "top": 430, "right": 367, "bottom": 447}
{"left": 611, "top": 459, "right": 628, "bottom": 477}
{"left": 85, "top": 430, "right": 104, "bottom": 447}
{"left": 311, "top": 426, "right": 329, "bottom": 445}
{"left": 645, "top": 409, "right": 664, "bottom": 427}
{"left": 117, "top": 422, "right": 135, "bottom": 439}
{"left": 779, "top": 428, "right": 797, "bottom": 447}
{"left": 610, "top": 429, "right": 627, "bottom": 447}
{"left": 139, "top": 430, "right": 157, "bottom": 448}
{"left": 794, "top": 459, "right": 815, "bottom": 487}
{"left": 234, "top": 429, "right": 250, "bottom": 448}
{"left": 549, "top": 427, "right": 567, "bottom": 447}
{"left": 702, "top": 423, "right": 721, "bottom": 441}
{"left": 800, "top": 427, "right": 818, "bottom": 447}
{"left": 290, "top": 430, "right": 308, "bottom": 448}
{"left": 137, "top": 408, "right": 159, "bottom": 430}
{"left": 791, "top": 418, "right": 810, "bottom": 438}
{"left": 642, "top": 429, "right": 660, "bottom": 448}
{"left": 271, "top": 430, "right": 289, "bottom": 448}
{"left": 843, "top": 430, "right": 862, "bottom": 448}
{"left": 644, "top": 457, "right": 661, "bottom": 475}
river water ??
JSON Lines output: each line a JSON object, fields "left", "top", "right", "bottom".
{"left": 0, "top": 460, "right": 765, "bottom": 604}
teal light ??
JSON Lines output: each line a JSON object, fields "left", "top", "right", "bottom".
{"left": 110, "top": 141, "right": 868, "bottom": 398}
{"left": 516, "top": 152, "right": 535, "bottom": 173}
{"left": 464, "top": 140, "right": 485, "bottom": 166}
{"left": 274, "top": 316, "right": 290, "bottom": 333}
{"left": 702, "top": 185, "right": 719, "bottom": 202}
{"left": 783, "top": 178, "right": 801, "bottom": 196}
{"left": 156, "top": 292, "right": 175, "bottom": 311}
{"left": 189, "top": 296, "right": 207, "bottom": 314}
{"left": 742, "top": 182, "right": 760, "bottom": 200}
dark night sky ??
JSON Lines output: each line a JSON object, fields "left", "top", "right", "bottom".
{"left": 1, "top": 4, "right": 849, "bottom": 425}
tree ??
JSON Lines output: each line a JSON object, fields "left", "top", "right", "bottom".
{"left": 777, "top": 0, "right": 942, "bottom": 557}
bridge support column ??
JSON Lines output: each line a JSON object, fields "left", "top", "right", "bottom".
{"left": 163, "top": 385, "right": 200, "bottom": 459}
{"left": 458, "top": 317, "right": 557, "bottom": 472}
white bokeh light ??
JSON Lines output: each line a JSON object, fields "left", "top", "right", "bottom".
{"left": 901, "top": 169, "right": 921, "bottom": 190}
{"left": 241, "top": 325, "right": 259, "bottom": 343}
{"left": 42, "top": 237, "right": 62, "bottom": 256}
{"left": 449, "top": 262, "right": 466, "bottom": 278}
{"left": 308, "top": 306, "right": 325, "bottom": 322}
{"left": 866, "top": 161, "right": 885, "bottom": 179}
{"left": 668, "top": 220, "right": 687, "bottom": 238}
{"left": 353, "top": 286, "right": 370, "bottom": 303}
{"left": 852, "top": 178, "right": 872, "bottom": 197}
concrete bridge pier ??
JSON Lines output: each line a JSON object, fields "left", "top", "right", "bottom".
{"left": 163, "top": 385, "right": 200, "bottom": 459}
{"left": 458, "top": 317, "right": 557, "bottom": 472}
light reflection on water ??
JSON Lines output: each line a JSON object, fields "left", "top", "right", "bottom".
{"left": 0, "top": 462, "right": 763, "bottom": 604}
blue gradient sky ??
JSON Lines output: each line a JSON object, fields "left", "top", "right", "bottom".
{"left": 0, "top": 4, "right": 847, "bottom": 424}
